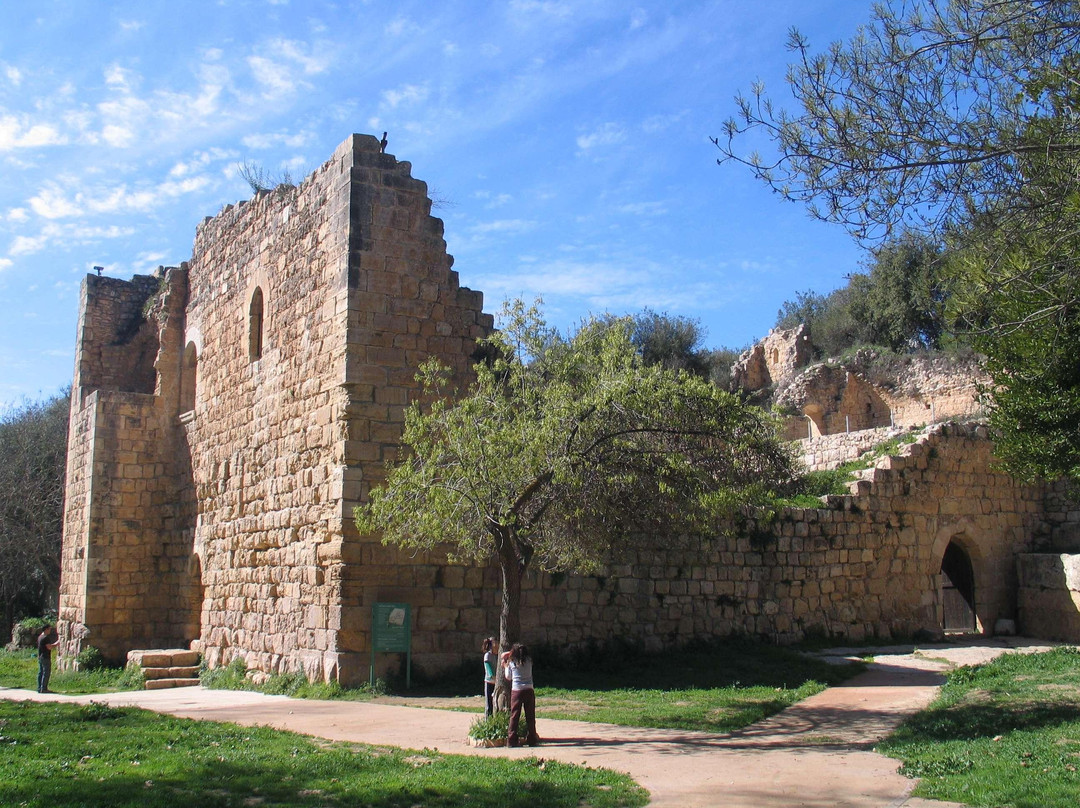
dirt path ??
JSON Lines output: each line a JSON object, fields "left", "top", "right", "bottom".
{"left": 2, "top": 637, "right": 1058, "bottom": 807}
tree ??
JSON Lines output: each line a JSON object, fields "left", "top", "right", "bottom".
{"left": 355, "top": 301, "right": 798, "bottom": 674}
{"left": 716, "top": 0, "right": 1080, "bottom": 479}
{"left": 625, "top": 309, "right": 713, "bottom": 378}
{"left": 849, "top": 232, "right": 949, "bottom": 352}
{"left": 0, "top": 391, "right": 70, "bottom": 640}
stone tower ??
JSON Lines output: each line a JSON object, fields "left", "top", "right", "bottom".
{"left": 58, "top": 134, "right": 492, "bottom": 684}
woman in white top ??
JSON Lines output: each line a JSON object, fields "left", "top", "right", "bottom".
{"left": 501, "top": 642, "right": 540, "bottom": 747}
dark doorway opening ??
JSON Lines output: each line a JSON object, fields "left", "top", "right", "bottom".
{"left": 941, "top": 541, "right": 977, "bottom": 633}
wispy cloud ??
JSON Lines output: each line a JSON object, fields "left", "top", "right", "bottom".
{"left": 381, "top": 83, "right": 429, "bottom": 108}
{"left": 27, "top": 176, "right": 213, "bottom": 220}
{"left": 576, "top": 123, "right": 627, "bottom": 152}
{"left": 10, "top": 223, "right": 134, "bottom": 256}
{"left": 0, "top": 115, "right": 66, "bottom": 151}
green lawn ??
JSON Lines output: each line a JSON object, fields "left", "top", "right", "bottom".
{"left": 0, "top": 649, "right": 141, "bottom": 694}
{"left": 408, "top": 639, "right": 866, "bottom": 733}
{"left": 879, "top": 646, "right": 1080, "bottom": 808}
{"left": 0, "top": 699, "right": 647, "bottom": 808}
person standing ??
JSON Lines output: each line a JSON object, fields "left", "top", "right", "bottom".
{"left": 482, "top": 637, "right": 498, "bottom": 717}
{"left": 37, "top": 624, "right": 58, "bottom": 694}
{"left": 501, "top": 642, "right": 540, "bottom": 747}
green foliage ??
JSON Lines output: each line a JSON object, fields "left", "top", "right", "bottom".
{"left": 0, "top": 391, "right": 69, "bottom": 635}
{"left": 199, "top": 656, "right": 249, "bottom": 689}
{"left": 0, "top": 648, "right": 141, "bottom": 694}
{"left": 357, "top": 300, "right": 799, "bottom": 645}
{"left": 114, "top": 663, "right": 146, "bottom": 690}
{"left": 78, "top": 700, "right": 129, "bottom": 721}
{"left": 8, "top": 616, "right": 49, "bottom": 649}
{"left": 881, "top": 648, "right": 1080, "bottom": 807}
{"left": 721, "top": 0, "right": 1080, "bottom": 480}
{"left": 626, "top": 308, "right": 712, "bottom": 377}
{"left": 74, "top": 645, "right": 106, "bottom": 672}
{"left": 0, "top": 700, "right": 647, "bottom": 808}
{"left": 200, "top": 656, "right": 386, "bottom": 700}
{"left": 775, "top": 233, "right": 952, "bottom": 357}
{"left": 467, "top": 710, "right": 529, "bottom": 742}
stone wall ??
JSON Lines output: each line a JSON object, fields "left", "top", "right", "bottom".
{"left": 354, "top": 423, "right": 1050, "bottom": 676}
{"left": 797, "top": 426, "right": 912, "bottom": 471}
{"left": 1017, "top": 554, "right": 1080, "bottom": 641}
{"left": 59, "top": 134, "right": 493, "bottom": 683}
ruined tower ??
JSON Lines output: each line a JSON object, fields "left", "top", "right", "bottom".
{"left": 58, "top": 134, "right": 492, "bottom": 683}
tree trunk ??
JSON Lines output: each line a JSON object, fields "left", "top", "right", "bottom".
{"left": 494, "top": 534, "right": 523, "bottom": 712}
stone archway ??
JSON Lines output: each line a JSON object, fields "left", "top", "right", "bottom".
{"left": 941, "top": 541, "right": 977, "bottom": 633}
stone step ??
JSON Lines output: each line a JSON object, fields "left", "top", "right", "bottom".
{"left": 142, "top": 666, "right": 200, "bottom": 680}
{"left": 144, "top": 678, "right": 201, "bottom": 690}
{"left": 127, "top": 648, "right": 199, "bottom": 668}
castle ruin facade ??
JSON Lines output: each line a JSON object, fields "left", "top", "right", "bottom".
{"left": 58, "top": 135, "right": 1080, "bottom": 685}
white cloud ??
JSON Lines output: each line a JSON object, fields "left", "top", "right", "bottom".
{"left": 241, "top": 131, "right": 312, "bottom": 150}
{"left": 7, "top": 208, "right": 29, "bottom": 223}
{"left": 382, "top": 83, "right": 428, "bottom": 108}
{"left": 0, "top": 115, "right": 66, "bottom": 151}
{"left": 27, "top": 175, "right": 212, "bottom": 221}
{"left": 616, "top": 201, "right": 667, "bottom": 216}
{"left": 104, "top": 64, "right": 135, "bottom": 90}
{"left": 509, "top": 1, "right": 573, "bottom": 19}
{"left": 4, "top": 65, "right": 22, "bottom": 86}
{"left": 9, "top": 223, "right": 135, "bottom": 256}
{"left": 248, "top": 39, "right": 330, "bottom": 97}
{"left": 576, "top": 123, "right": 627, "bottom": 152}
{"left": 0, "top": 258, "right": 12, "bottom": 271}
{"left": 469, "top": 219, "right": 536, "bottom": 236}
{"left": 118, "top": 19, "right": 145, "bottom": 32}
{"left": 385, "top": 17, "right": 421, "bottom": 37}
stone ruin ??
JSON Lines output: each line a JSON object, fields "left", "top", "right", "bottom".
{"left": 57, "top": 134, "right": 1080, "bottom": 686}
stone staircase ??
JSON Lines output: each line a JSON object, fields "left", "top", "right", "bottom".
{"left": 127, "top": 648, "right": 201, "bottom": 690}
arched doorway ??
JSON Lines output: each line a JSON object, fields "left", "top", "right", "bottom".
{"left": 941, "top": 541, "right": 977, "bottom": 633}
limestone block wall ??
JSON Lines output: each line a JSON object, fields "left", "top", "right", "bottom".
{"left": 1017, "top": 554, "right": 1080, "bottom": 641}
{"left": 180, "top": 135, "right": 492, "bottom": 684}
{"left": 58, "top": 390, "right": 198, "bottom": 664}
{"left": 72, "top": 274, "right": 163, "bottom": 395}
{"left": 380, "top": 424, "right": 1049, "bottom": 677}
{"left": 797, "top": 426, "right": 911, "bottom": 471}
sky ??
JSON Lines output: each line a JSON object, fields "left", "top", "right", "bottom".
{"left": 0, "top": 0, "right": 875, "bottom": 407}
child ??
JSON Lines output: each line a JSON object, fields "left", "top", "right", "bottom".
{"left": 501, "top": 642, "right": 540, "bottom": 747}
{"left": 482, "top": 637, "right": 497, "bottom": 717}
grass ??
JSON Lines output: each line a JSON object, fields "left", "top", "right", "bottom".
{"left": 410, "top": 639, "right": 865, "bottom": 733}
{"left": 0, "top": 699, "right": 646, "bottom": 808}
{"left": 879, "top": 647, "right": 1080, "bottom": 808}
{"left": 0, "top": 649, "right": 142, "bottom": 694}
{"left": 200, "top": 656, "right": 384, "bottom": 700}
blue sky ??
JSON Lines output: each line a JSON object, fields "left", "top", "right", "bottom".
{"left": 0, "top": 0, "right": 872, "bottom": 407}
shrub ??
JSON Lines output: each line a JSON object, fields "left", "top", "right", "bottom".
{"left": 78, "top": 701, "right": 128, "bottom": 721}
{"left": 468, "top": 710, "right": 529, "bottom": 743}
{"left": 74, "top": 645, "right": 106, "bottom": 671}
{"left": 9, "top": 617, "right": 49, "bottom": 649}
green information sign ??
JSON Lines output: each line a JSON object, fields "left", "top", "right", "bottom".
{"left": 371, "top": 602, "right": 411, "bottom": 688}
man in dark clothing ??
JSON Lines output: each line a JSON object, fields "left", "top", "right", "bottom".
{"left": 37, "top": 625, "right": 58, "bottom": 693}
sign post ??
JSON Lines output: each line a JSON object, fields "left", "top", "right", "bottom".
{"left": 370, "top": 602, "right": 411, "bottom": 688}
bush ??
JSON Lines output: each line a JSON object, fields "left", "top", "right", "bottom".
{"left": 468, "top": 710, "right": 529, "bottom": 743}
{"left": 9, "top": 617, "right": 49, "bottom": 650}
{"left": 74, "top": 645, "right": 106, "bottom": 672}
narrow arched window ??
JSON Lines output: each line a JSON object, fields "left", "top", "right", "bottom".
{"left": 180, "top": 342, "right": 198, "bottom": 414}
{"left": 249, "top": 287, "right": 264, "bottom": 361}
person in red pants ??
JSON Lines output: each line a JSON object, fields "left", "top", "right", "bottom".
{"left": 501, "top": 643, "right": 540, "bottom": 747}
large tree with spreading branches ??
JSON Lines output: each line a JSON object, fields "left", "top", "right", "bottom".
{"left": 715, "top": 0, "right": 1080, "bottom": 481}
{"left": 355, "top": 301, "right": 798, "bottom": 688}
